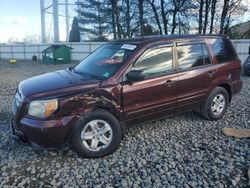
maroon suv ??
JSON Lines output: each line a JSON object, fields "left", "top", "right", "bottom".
{"left": 11, "top": 35, "right": 242, "bottom": 157}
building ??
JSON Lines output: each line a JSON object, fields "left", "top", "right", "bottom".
{"left": 230, "top": 21, "right": 250, "bottom": 39}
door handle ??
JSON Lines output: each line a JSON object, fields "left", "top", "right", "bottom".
{"left": 165, "top": 80, "right": 175, "bottom": 87}
{"left": 208, "top": 71, "right": 215, "bottom": 77}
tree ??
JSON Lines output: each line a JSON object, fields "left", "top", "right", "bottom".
{"left": 110, "top": 0, "right": 118, "bottom": 39}
{"left": 171, "top": 0, "right": 189, "bottom": 34}
{"left": 74, "top": 0, "right": 249, "bottom": 40}
{"left": 125, "top": 0, "right": 131, "bottom": 37}
{"left": 138, "top": 0, "right": 145, "bottom": 36}
{"left": 69, "top": 17, "right": 81, "bottom": 42}
{"left": 143, "top": 24, "right": 159, "bottom": 35}
{"left": 161, "top": 0, "right": 170, "bottom": 35}
{"left": 109, "top": 0, "right": 122, "bottom": 39}
{"left": 21, "top": 34, "right": 40, "bottom": 44}
{"left": 118, "top": 0, "right": 141, "bottom": 38}
{"left": 219, "top": 0, "right": 230, "bottom": 34}
{"left": 219, "top": 0, "right": 247, "bottom": 34}
{"left": 77, "top": 0, "right": 110, "bottom": 40}
{"left": 209, "top": 0, "right": 217, "bottom": 34}
{"left": 147, "top": 0, "right": 163, "bottom": 35}
{"left": 203, "top": 0, "right": 211, "bottom": 34}
{"left": 197, "top": 0, "right": 204, "bottom": 34}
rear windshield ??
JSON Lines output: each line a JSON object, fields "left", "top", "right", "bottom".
{"left": 74, "top": 43, "right": 136, "bottom": 80}
{"left": 209, "top": 38, "right": 238, "bottom": 63}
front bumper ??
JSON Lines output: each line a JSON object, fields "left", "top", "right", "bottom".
{"left": 11, "top": 115, "right": 77, "bottom": 149}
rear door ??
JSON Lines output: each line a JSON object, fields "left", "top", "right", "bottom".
{"left": 175, "top": 40, "right": 217, "bottom": 110}
{"left": 122, "top": 44, "right": 178, "bottom": 122}
{"left": 208, "top": 37, "right": 242, "bottom": 94}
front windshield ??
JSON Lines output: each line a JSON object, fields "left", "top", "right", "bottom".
{"left": 74, "top": 43, "right": 137, "bottom": 80}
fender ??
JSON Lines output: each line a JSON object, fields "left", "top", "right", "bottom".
{"left": 207, "top": 75, "right": 233, "bottom": 101}
{"left": 57, "top": 87, "right": 125, "bottom": 143}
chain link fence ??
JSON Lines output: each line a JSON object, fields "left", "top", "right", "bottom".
{"left": 0, "top": 42, "right": 105, "bottom": 62}
{"left": 0, "top": 40, "right": 249, "bottom": 63}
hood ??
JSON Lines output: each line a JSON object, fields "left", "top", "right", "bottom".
{"left": 19, "top": 69, "right": 100, "bottom": 97}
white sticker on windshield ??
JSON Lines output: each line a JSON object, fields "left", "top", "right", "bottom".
{"left": 121, "top": 44, "right": 137, "bottom": 50}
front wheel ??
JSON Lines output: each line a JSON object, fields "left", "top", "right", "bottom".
{"left": 200, "top": 87, "right": 229, "bottom": 120}
{"left": 71, "top": 109, "right": 123, "bottom": 158}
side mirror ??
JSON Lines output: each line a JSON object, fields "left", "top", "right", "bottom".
{"left": 126, "top": 70, "right": 145, "bottom": 82}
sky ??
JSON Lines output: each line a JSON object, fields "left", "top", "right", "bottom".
{"left": 0, "top": 0, "right": 250, "bottom": 43}
{"left": 0, "top": 0, "right": 76, "bottom": 43}
{"left": 0, "top": 0, "right": 41, "bottom": 43}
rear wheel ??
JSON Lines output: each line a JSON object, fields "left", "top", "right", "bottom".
{"left": 200, "top": 87, "right": 229, "bottom": 120}
{"left": 71, "top": 109, "right": 122, "bottom": 158}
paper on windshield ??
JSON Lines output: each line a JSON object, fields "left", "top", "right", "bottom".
{"left": 121, "top": 44, "right": 137, "bottom": 50}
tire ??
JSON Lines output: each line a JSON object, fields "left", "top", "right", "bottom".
{"left": 200, "top": 87, "right": 229, "bottom": 121}
{"left": 71, "top": 109, "right": 123, "bottom": 158}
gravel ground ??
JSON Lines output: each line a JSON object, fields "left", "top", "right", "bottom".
{"left": 0, "top": 60, "right": 249, "bottom": 187}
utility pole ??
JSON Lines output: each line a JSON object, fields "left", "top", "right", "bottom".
{"left": 65, "top": 0, "right": 70, "bottom": 42}
{"left": 53, "top": 0, "right": 59, "bottom": 42}
{"left": 40, "top": 0, "right": 46, "bottom": 43}
{"left": 40, "top": 0, "right": 74, "bottom": 43}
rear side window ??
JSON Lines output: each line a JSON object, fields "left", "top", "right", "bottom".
{"left": 133, "top": 46, "right": 173, "bottom": 78}
{"left": 176, "top": 43, "right": 211, "bottom": 70}
{"left": 210, "top": 38, "right": 237, "bottom": 63}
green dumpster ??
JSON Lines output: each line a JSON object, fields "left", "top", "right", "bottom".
{"left": 42, "top": 45, "right": 72, "bottom": 64}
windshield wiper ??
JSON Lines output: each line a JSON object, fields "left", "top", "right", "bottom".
{"left": 82, "top": 72, "right": 103, "bottom": 80}
{"left": 72, "top": 68, "right": 102, "bottom": 80}
{"left": 71, "top": 68, "right": 87, "bottom": 78}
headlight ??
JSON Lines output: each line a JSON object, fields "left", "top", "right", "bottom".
{"left": 28, "top": 99, "right": 58, "bottom": 118}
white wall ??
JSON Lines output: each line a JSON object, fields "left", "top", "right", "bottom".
{"left": 231, "top": 40, "right": 250, "bottom": 64}
{"left": 0, "top": 40, "right": 249, "bottom": 63}
{"left": 0, "top": 42, "right": 105, "bottom": 61}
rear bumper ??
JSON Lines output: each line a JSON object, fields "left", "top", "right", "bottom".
{"left": 11, "top": 115, "right": 78, "bottom": 149}
{"left": 244, "top": 63, "right": 250, "bottom": 75}
{"left": 244, "top": 68, "right": 250, "bottom": 75}
{"left": 232, "top": 79, "right": 242, "bottom": 96}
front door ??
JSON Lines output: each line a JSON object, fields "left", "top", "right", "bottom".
{"left": 122, "top": 44, "right": 178, "bottom": 122}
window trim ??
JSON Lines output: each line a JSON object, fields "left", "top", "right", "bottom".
{"left": 126, "top": 44, "right": 176, "bottom": 81}
{"left": 121, "top": 43, "right": 177, "bottom": 82}
{"left": 209, "top": 38, "right": 238, "bottom": 63}
{"left": 133, "top": 44, "right": 173, "bottom": 64}
{"left": 175, "top": 42, "right": 213, "bottom": 72}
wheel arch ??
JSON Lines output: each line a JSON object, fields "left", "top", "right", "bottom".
{"left": 91, "top": 106, "right": 126, "bottom": 138}
{"left": 217, "top": 83, "right": 232, "bottom": 103}
{"left": 67, "top": 107, "right": 125, "bottom": 144}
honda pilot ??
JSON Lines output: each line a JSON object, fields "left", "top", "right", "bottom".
{"left": 11, "top": 35, "right": 242, "bottom": 157}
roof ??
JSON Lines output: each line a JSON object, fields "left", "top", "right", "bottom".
{"left": 111, "top": 34, "right": 228, "bottom": 45}
{"left": 231, "top": 20, "right": 250, "bottom": 30}
{"left": 231, "top": 21, "right": 250, "bottom": 36}
{"left": 42, "top": 45, "right": 73, "bottom": 53}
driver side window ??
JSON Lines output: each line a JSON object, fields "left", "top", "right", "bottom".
{"left": 132, "top": 46, "right": 173, "bottom": 79}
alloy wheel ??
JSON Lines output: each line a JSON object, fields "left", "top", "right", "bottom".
{"left": 81, "top": 120, "right": 113, "bottom": 152}
{"left": 211, "top": 94, "right": 225, "bottom": 116}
